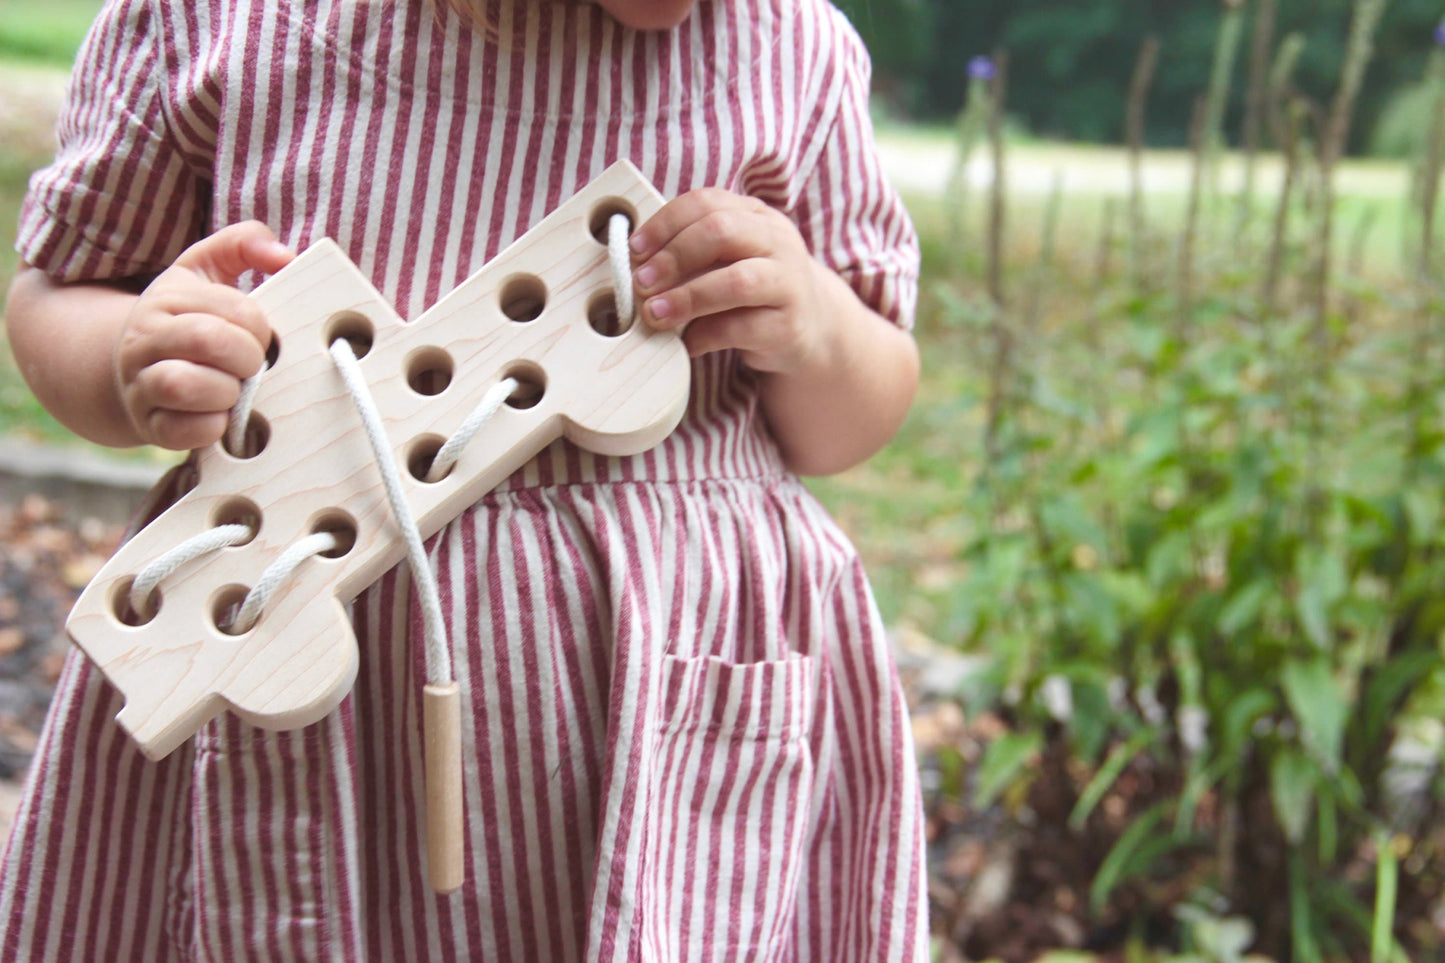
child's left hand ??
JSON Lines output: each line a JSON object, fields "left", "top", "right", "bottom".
{"left": 629, "top": 189, "right": 827, "bottom": 374}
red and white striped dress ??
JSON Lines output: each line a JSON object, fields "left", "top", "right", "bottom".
{"left": 4, "top": 0, "right": 926, "bottom": 958}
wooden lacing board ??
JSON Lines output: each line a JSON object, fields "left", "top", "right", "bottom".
{"left": 64, "top": 161, "right": 690, "bottom": 891}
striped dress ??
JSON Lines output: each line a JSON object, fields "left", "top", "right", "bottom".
{"left": 3, "top": 0, "right": 927, "bottom": 959}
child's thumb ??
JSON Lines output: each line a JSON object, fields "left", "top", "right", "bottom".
{"left": 174, "top": 221, "right": 296, "bottom": 285}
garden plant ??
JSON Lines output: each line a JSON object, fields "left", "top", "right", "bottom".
{"left": 816, "top": 0, "right": 1445, "bottom": 959}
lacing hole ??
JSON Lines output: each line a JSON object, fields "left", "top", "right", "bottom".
{"left": 406, "top": 347, "right": 454, "bottom": 397}
{"left": 112, "top": 577, "right": 160, "bottom": 627}
{"left": 406, "top": 435, "right": 449, "bottom": 483}
{"left": 309, "top": 510, "right": 358, "bottom": 558}
{"left": 587, "top": 290, "right": 633, "bottom": 338}
{"left": 211, "top": 498, "right": 262, "bottom": 545}
{"left": 588, "top": 198, "right": 639, "bottom": 245}
{"left": 222, "top": 412, "right": 270, "bottom": 459}
{"left": 264, "top": 332, "right": 281, "bottom": 368}
{"left": 500, "top": 275, "right": 547, "bottom": 323}
{"left": 503, "top": 364, "right": 546, "bottom": 410}
{"left": 211, "top": 584, "right": 252, "bottom": 636}
{"left": 325, "top": 311, "right": 375, "bottom": 359}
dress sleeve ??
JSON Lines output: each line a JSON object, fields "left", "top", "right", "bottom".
{"left": 789, "top": 17, "right": 919, "bottom": 330}
{"left": 16, "top": 0, "right": 208, "bottom": 281}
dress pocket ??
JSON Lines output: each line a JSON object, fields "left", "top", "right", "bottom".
{"left": 640, "top": 653, "right": 817, "bottom": 959}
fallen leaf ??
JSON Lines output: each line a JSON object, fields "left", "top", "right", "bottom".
{"left": 62, "top": 555, "right": 106, "bottom": 590}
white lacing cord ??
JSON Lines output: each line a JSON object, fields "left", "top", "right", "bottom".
{"left": 329, "top": 339, "right": 453, "bottom": 684}
{"left": 129, "top": 523, "right": 254, "bottom": 616}
{"left": 607, "top": 212, "right": 634, "bottom": 325}
{"left": 227, "top": 360, "right": 269, "bottom": 455}
{"left": 230, "top": 531, "right": 341, "bottom": 633}
{"left": 424, "top": 376, "right": 520, "bottom": 483}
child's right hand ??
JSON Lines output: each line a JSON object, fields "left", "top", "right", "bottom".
{"left": 115, "top": 222, "right": 295, "bottom": 450}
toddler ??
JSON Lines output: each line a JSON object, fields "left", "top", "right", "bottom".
{"left": 1, "top": 0, "right": 927, "bottom": 959}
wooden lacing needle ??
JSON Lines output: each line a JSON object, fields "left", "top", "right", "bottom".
{"left": 424, "top": 682, "right": 465, "bottom": 893}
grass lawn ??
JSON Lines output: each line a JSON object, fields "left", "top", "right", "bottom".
{"left": 0, "top": 0, "right": 103, "bottom": 66}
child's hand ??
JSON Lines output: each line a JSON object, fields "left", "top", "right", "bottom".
{"left": 629, "top": 189, "right": 828, "bottom": 374}
{"left": 115, "top": 222, "right": 294, "bottom": 450}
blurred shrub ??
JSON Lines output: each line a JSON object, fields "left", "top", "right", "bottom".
{"left": 1368, "top": 82, "right": 1440, "bottom": 159}
{"left": 934, "top": 242, "right": 1445, "bottom": 957}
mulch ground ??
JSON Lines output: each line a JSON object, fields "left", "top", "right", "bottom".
{"left": 0, "top": 493, "right": 120, "bottom": 782}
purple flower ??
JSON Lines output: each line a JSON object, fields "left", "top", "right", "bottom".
{"left": 1436, "top": 18, "right": 1445, "bottom": 46}
{"left": 968, "top": 56, "right": 995, "bottom": 82}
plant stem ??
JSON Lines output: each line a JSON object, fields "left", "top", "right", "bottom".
{"left": 1262, "top": 34, "right": 1306, "bottom": 316}
{"left": 1312, "top": 0, "right": 1389, "bottom": 337}
{"left": 946, "top": 74, "right": 992, "bottom": 260}
{"left": 1239, "top": 0, "right": 1279, "bottom": 237}
{"left": 1180, "top": 96, "right": 1209, "bottom": 327}
{"left": 1371, "top": 830, "right": 1399, "bottom": 963}
{"left": 1203, "top": 0, "right": 1248, "bottom": 181}
{"left": 1126, "top": 35, "right": 1161, "bottom": 293}
{"left": 983, "top": 49, "right": 1012, "bottom": 467}
{"left": 1022, "top": 172, "right": 1064, "bottom": 332}
{"left": 1406, "top": 49, "right": 1445, "bottom": 477}
{"left": 1343, "top": 207, "right": 1376, "bottom": 324}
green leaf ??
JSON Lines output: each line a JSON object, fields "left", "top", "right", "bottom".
{"left": 1130, "top": 409, "right": 1180, "bottom": 471}
{"left": 1317, "top": 788, "right": 1337, "bottom": 866}
{"left": 1293, "top": 546, "right": 1346, "bottom": 650}
{"left": 1219, "top": 579, "right": 1272, "bottom": 635}
{"left": 1088, "top": 802, "right": 1185, "bottom": 916}
{"left": 1372, "top": 829, "right": 1399, "bottom": 963}
{"left": 1068, "top": 727, "right": 1158, "bottom": 830}
{"left": 1169, "top": 631, "right": 1203, "bottom": 706}
{"left": 983, "top": 535, "right": 1032, "bottom": 597}
{"left": 1362, "top": 651, "right": 1441, "bottom": 750}
{"left": 1218, "top": 688, "right": 1276, "bottom": 767}
{"left": 1063, "top": 572, "right": 1121, "bottom": 652}
{"left": 1282, "top": 657, "right": 1348, "bottom": 771}
{"left": 1296, "top": 545, "right": 1348, "bottom": 606}
{"left": 1066, "top": 674, "right": 1114, "bottom": 763}
{"left": 1145, "top": 529, "right": 1193, "bottom": 588}
{"left": 974, "top": 730, "right": 1042, "bottom": 809}
{"left": 1099, "top": 571, "right": 1154, "bottom": 622}
{"left": 1290, "top": 850, "right": 1324, "bottom": 963}
{"left": 1402, "top": 485, "right": 1439, "bottom": 547}
{"left": 1176, "top": 903, "right": 1255, "bottom": 963}
{"left": 1270, "top": 747, "right": 1317, "bottom": 845}
{"left": 1294, "top": 580, "right": 1332, "bottom": 650}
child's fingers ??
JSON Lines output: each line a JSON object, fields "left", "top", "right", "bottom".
{"left": 640, "top": 258, "right": 784, "bottom": 329}
{"left": 118, "top": 307, "right": 268, "bottom": 383}
{"left": 133, "top": 358, "right": 244, "bottom": 415}
{"left": 635, "top": 209, "right": 771, "bottom": 301}
{"left": 171, "top": 284, "right": 274, "bottom": 364}
{"left": 126, "top": 359, "right": 246, "bottom": 450}
{"left": 141, "top": 408, "right": 232, "bottom": 452}
{"left": 630, "top": 189, "right": 768, "bottom": 264}
{"left": 680, "top": 311, "right": 758, "bottom": 360}
{"left": 173, "top": 220, "right": 296, "bottom": 287}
